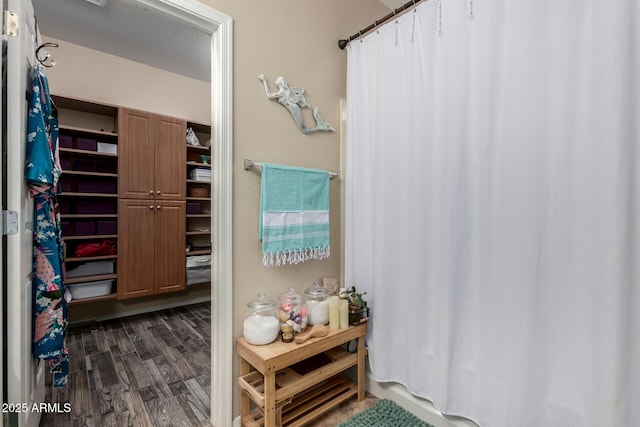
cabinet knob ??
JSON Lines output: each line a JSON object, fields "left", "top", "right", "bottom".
{"left": 149, "top": 205, "right": 153, "bottom": 209}
{"left": 157, "top": 205, "right": 161, "bottom": 210}
{"left": 156, "top": 190, "right": 161, "bottom": 195}
{"left": 149, "top": 190, "right": 153, "bottom": 194}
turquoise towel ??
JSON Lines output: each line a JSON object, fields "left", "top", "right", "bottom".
{"left": 259, "top": 163, "right": 330, "bottom": 266}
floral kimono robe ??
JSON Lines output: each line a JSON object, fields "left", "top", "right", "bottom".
{"left": 25, "top": 64, "right": 68, "bottom": 387}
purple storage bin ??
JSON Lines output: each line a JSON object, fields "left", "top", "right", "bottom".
{"left": 95, "top": 161, "right": 117, "bottom": 174}
{"left": 74, "top": 221, "right": 96, "bottom": 236}
{"left": 77, "top": 180, "right": 117, "bottom": 194}
{"left": 186, "top": 202, "right": 201, "bottom": 214}
{"left": 74, "top": 161, "right": 95, "bottom": 172}
{"left": 76, "top": 200, "right": 116, "bottom": 214}
{"left": 96, "top": 220, "right": 117, "bottom": 235}
{"left": 58, "top": 199, "right": 71, "bottom": 214}
{"left": 76, "top": 137, "right": 97, "bottom": 151}
{"left": 61, "top": 221, "right": 72, "bottom": 236}
{"left": 59, "top": 179, "right": 73, "bottom": 193}
{"left": 59, "top": 135, "right": 73, "bottom": 148}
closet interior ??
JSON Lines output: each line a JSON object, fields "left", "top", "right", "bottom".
{"left": 55, "top": 95, "right": 212, "bottom": 310}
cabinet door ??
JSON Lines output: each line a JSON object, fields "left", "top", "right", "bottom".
{"left": 154, "top": 115, "right": 186, "bottom": 200}
{"left": 119, "top": 108, "right": 155, "bottom": 200}
{"left": 117, "top": 200, "right": 156, "bottom": 300}
{"left": 154, "top": 201, "right": 186, "bottom": 294}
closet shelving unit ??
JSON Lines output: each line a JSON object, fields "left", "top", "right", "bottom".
{"left": 55, "top": 94, "right": 213, "bottom": 306}
{"left": 185, "top": 122, "right": 212, "bottom": 259}
{"left": 54, "top": 95, "right": 120, "bottom": 305}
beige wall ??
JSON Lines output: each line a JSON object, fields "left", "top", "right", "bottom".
{"left": 43, "top": 0, "right": 389, "bottom": 418}
{"left": 202, "top": 0, "right": 388, "bottom": 416}
{"left": 43, "top": 37, "right": 211, "bottom": 124}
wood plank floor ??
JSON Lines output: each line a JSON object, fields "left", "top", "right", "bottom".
{"left": 41, "top": 302, "right": 377, "bottom": 426}
{"left": 41, "top": 302, "right": 212, "bottom": 427}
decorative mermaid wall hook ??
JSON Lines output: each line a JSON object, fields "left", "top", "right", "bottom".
{"left": 258, "top": 74, "right": 335, "bottom": 134}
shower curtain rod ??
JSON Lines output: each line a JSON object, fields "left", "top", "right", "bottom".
{"left": 338, "top": 0, "right": 425, "bottom": 50}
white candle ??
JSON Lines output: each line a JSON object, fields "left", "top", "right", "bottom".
{"left": 339, "top": 300, "right": 349, "bottom": 329}
{"left": 329, "top": 296, "right": 340, "bottom": 330}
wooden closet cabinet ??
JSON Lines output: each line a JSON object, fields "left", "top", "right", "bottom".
{"left": 118, "top": 108, "right": 186, "bottom": 201}
{"left": 118, "top": 107, "right": 187, "bottom": 300}
{"left": 117, "top": 199, "right": 186, "bottom": 300}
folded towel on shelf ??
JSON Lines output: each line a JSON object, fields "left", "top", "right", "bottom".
{"left": 259, "top": 163, "right": 330, "bottom": 267}
{"left": 191, "top": 168, "right": 211, "bottom": 175}
{"left": 190, "top": 168, "right": 211, "bottom": 182}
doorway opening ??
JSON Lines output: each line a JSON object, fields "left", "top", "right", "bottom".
{"left": 27, "top": 0, "right": 233, "bottom": 425}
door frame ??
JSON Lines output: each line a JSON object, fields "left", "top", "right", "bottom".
{"left": 1, "top": 0, "right": 5, "bottom": 424}
{"left": 5, "top": 0, "right": 45, "bottom": 425}
{"left": 142, "top": 2, "right": 234, "bottom": 426}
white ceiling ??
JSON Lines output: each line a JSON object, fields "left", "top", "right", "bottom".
{"left": 32, "top": 0, "right": 212, "bottom": 81}
{"left": 32, "top": 0, "right": 398, "bottom": 83}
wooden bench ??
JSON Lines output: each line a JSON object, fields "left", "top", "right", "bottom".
{"left": 237, "top": 322, "right": 368, "bottom": 427}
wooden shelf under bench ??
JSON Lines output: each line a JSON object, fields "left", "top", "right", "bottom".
{"left": 242, "top": 375, "right": 357, "bottom": 427}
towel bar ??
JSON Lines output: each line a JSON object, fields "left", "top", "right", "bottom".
{"left": 244, "top": 159, "right": 339, "bottom": 180}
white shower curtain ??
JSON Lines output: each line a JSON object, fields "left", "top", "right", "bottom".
{"left": 345, "top": 1, "right": 639, "bottom": 426}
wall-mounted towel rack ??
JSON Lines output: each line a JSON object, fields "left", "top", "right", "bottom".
{"left": 244, "top": 159, "right": 339, "bottom": 180}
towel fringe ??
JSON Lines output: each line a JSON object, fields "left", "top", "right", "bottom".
{"left": 263, "top": 246, "right": 330, "bottom": 267}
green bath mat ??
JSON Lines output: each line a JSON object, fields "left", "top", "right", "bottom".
{"left": 338, "top": 399, "right": 434, "bottom": 427}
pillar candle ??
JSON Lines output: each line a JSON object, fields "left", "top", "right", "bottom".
{"left": 339, "top": 300, "right": 349, "bottom": 329}
{"left": 329, "top": 296, "right": 340, "bottom": 330}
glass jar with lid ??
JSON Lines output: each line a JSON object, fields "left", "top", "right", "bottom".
{"left": 243, "top": 293, "right": 280, "bottom": 345}
{"left": 304, "top": 282, "right": 330, "bottom": 325}
{"left": 278, "top": 287, "right": 307, "bottom": 333}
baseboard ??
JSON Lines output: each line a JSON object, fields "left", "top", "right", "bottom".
{"left": 68, "top": 296, "right": 211, "bottom": 326}
{"left": 365, "top": 373, "right": 479, "bottom": 427}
